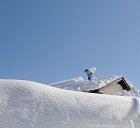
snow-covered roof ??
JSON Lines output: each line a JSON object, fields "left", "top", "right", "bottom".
{"left": 87, "top": 76, "right": 131, "bottom": 93}
{"left": 50, "top": 75, "right": 125, "bottom": 92}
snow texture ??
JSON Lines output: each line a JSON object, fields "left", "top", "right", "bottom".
{"left": 0, "top": 78, "right": 140, "bottom": 128}
{"left": 51, "top": 76, "right": 124, "bottom": 91}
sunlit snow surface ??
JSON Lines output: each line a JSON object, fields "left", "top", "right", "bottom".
{"left": 0, "top": 77, "right": 140, "bottom": 128}
{"left": 51, "top": 76, "right": 139, "bottom": 97}
{"left": 50, "top": 76, "right": 122, "bottom": 91}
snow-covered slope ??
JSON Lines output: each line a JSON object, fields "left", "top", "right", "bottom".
{"left": 0, "top": 79, "right": 140, "bottom": 128}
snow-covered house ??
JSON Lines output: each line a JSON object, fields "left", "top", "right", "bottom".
{"left": 51, "top": 76, "right": 132, "bottom": 96}
{"left": 86, "top": 77, "right": 131, "bottom": 95}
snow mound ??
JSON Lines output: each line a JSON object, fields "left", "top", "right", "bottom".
{"left": 0, "top": 79, "right": 140, "bottom": 128}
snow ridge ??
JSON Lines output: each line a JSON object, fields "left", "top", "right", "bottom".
{"left": 0, "top": 79, "right": 140, "bottom": 128}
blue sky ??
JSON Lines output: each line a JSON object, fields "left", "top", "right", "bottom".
{"left": 0, "top": 0, "right": 140, "bottom": 88}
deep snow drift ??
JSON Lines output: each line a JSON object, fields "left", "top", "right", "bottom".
{"left": 0, "top": 77, "right": 140, "bottom": 128}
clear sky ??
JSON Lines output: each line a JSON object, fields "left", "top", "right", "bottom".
{"left": 0, "top": 0, "right": 140, "bottom": 88}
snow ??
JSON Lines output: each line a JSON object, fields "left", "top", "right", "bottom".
{"left": 51, "top": 76, "right": 123, "bottom": 91}
{"left": 0, "top": 78, "right": 140, "bottom": 128}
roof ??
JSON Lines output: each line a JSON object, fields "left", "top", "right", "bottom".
{"left": 50, "top": 76, "right": 132, "bottom": 95}
{"left": 86, "top": 77, "right": 131, "bottom": 93}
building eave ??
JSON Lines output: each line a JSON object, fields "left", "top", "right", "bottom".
{"left": 86, "top": 77, "right": 131, "bottom": 94}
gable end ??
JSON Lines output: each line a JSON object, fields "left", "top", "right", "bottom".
{"left": 118, "top": 77, "right": 131, "bottom": 91}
